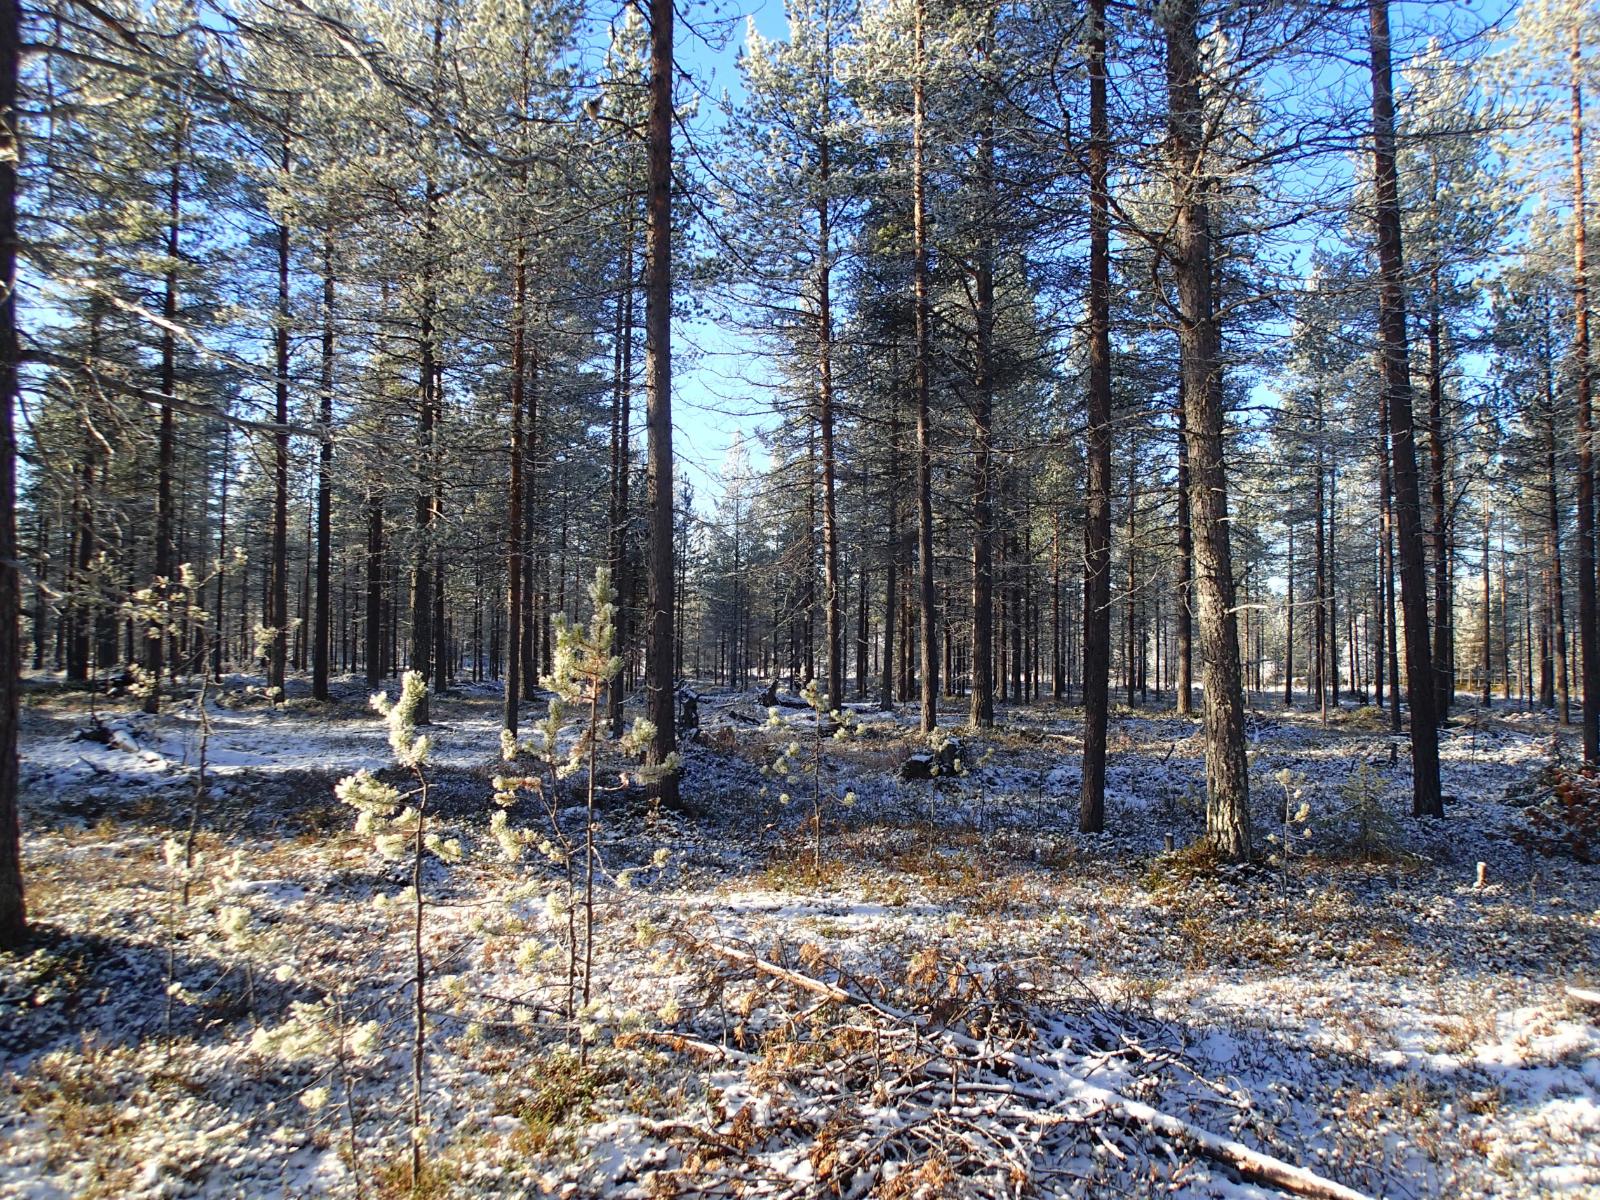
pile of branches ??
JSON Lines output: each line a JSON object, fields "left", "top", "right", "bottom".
{"left": 624, "top": 927, "right": 1370, "bottom": 1200}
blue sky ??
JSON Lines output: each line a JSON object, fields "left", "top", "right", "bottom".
{"left": 659, "top": 0, "right": 1528, "bottom": 516}
{"left": 668, "top": 0, "right": 790, "bottom": 513}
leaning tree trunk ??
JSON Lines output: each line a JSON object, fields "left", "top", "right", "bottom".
{"left": 1165, "top": 0, "right": 1251, "bottom": 858}
{"left": 1368, "top": 0, "right": 1443, "bottom": 816}
{"left": 0, "top": 0, "right": 25, "bottom": 946}
{"left": 643, "top": 0, "right": 678, "bottom": 802}
{"left": 1079, "top": 0, "right": 1113, "bottom": 835}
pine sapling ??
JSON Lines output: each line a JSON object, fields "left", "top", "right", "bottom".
{"left": 761, "top": 682, "right": 858, "bottom": 882}
{"left": 334, "top": 670, "right": 449, "bottom": 1190}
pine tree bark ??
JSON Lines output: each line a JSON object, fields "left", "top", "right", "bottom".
{"left": 644, "top": 0, "right": 678, "bottom": 801}
{"left": 608, "top": 207, "right": 634, "bottom": 735}
{"left": 269, "top": 132, "right": 291, "bottom": 699}
{"left": 817, "top": 89, "right": 843, "bottom": 711}
{"left": 1079, "top": 0, "right": 1112, "bottom": 835}
{"left": 365, "top": 491, "right": 383, "bottom": 687}
{"left": 146, "top": 146, "right": 182, "bottom": 715}
{"left": 1285, "top": 524, "right": 1295, "bottom": 707}
{"left": 969, "top": 6, "right": 996, "bottom": 731}
{"left": 212, "top": 432, "right": 229, "bottom": 680}
{"left": 1314, "top": 410, "right": 1327, "bottom": 716}
{"left": 1547, "top": 341, "right": 1570, "bottom": 720}
{"left": 1165, "top": 0, "right": 1251, "bottom": 857}
{"left": 1427, "top": 259, "right": 1452, "bottom": 718}
{"left": 1482, "top": 503, "right": 1493, "bottom": 705}
{"left": 912, "top": 0, "right": 938, "bottom": 734}
{"left": 522, "top": 352, "right": 540, "bottom": 701}
{"left": 313, "top": 236, "right": 335, "bottom": 702}
{"left": 410, "top": 196, "right": 437, "bottom": 726}
{"left": 1571, "top": 22, "right": 1598, "bottom": 764}
{"left": 1368, "top": 0, "right": 1443, "bottom": 816}
{"left": 0, "top": 0, "right": 26, "bottom": 947}
{"left": 504, "top": 233, "right": 527, "bottom": 735}
{"left": 1175, "top": 400, "right": 1194, "bottom": 716}
{"left": 881, "top": 383, "right": 899, "bottom": 711}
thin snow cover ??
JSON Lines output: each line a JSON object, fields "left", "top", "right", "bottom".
{"left": 2, "top": 674, "right": 1597, "bottom": 1198}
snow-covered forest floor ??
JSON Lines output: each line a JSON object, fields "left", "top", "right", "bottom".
{"left": 3, "top": 675, "right": 1598, "bottom": 1199}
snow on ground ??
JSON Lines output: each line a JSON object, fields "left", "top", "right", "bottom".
{"left": 2, "top": 675, "right": 1597, "bottom": 1198}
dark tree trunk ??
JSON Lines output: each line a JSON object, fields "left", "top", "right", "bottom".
{"left": 608, "top": 207, "right": 634, "bottom": 735}
{"left": 1080, "top": 0, "right": 1112, "bottom": 834}
{"left": 969, "top": 5, "right": 997, "bottom": 730}
{"left": 912, "top": 0, "right": 938, "bottom": 733}
{"left": 1368, "top": 0, "right": 1443, "bottom": 816}
{"left": 881, "top": 387, "right": 899, "bottom": 712}
{"left": 1572, "top": 23, "right": 1598, "bottom": 763}
{"left": 1547, "top": 341, "right": 1570, "bottom": 720}
{"left": 818, "top": 98, "right": 844, "bottom": 711}
{"left": 0, "top": 0, "right": 26, "bottom": 946}
{"left": 313, "top": 236, "right": 335, "bottom": 702}
{"left": 1427, "top": 263, "right": 1453, "bottom": 718}
{"left": 1175, "top": 402, "right": 1194, "bottom": 716}
{"left": 1482, "top": 504, "right": 1493, "bottom": 706}
{"left": 505, "top": 233, "right": 527, "bottom": 735}
{"left": 212, "top": 432, "right": 229, "bottom": 680}
{"left": 365, "top": 492, "right": 383, "bottom": 688}
{"left": 1166, "top": 0, "right": 1251, "bottom": 857}
{"left": 1284, "top": 523, "right": 1294, "bottom": 707}
{"left": 146, "top": 147, "right": 182, "bottom": 715}
{"left": 644, "top": 0, "right": 678, "bottom": 800}
{"left": 522, "top": 352, "right": 540, "bottom": 702}
{"left": 410, "top": 201, "right": 437, "bottom": 725}
{"left": 269, "top": 132, "right": 291, "bottom": 698}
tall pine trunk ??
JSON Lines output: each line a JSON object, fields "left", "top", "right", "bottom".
{"left": 969, "top": 3, "right": 997, "bottom": 730}
{"left": 313, "top": 236, "right": 335, "bottom": 702}
{"left": 1572, "top": 23, "right": 1598, "bottom": 763}
{"left": 1165, "top": 0, "right": 1251, "bottom": 858}
{"left": 912, "top": 0, "right": 938, "bottom": 733}
{"left": 1427, "top": 260, "right": 1452, "bottom": 718}
{"left": 269, "top": 131, "right": 291, "bottom": 698}
{"left": 1175, "top": 400, "right": 1194, "bottom": 716}
{"left": 410, "top": 199, "right": 437, "bottom": 726}
{"left": 644, "top": 0, "right": 678, "bottom": 801}
{"left": 608, "top": 207, "right": 634, "bottom": 735}
{"left": 365, "top": 492, "right": 383, "bottom": 687}
{"left": 817, "top": 76, "right": 843, "bottom": 711}
{"left": 1079, "top": 0, "right": 1112, "bottom": 834}
{"left": 504, "top": 231, "right": 527, "bottom": 735}
{"left": 1368, "top": 0, "right": 1443, "bottom": 816}
{"left": 0, "top": 0, "right": 26, "bottom": 947}
{"left": 147, "top": 145, "right": 182, "bottom": 715}
{"left": 1547, "top": 344, "right": 1570, "bottom": 720}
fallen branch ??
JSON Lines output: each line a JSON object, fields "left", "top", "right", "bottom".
{"left": 1566, "top": 986, "right": 1600, "bottom": 1009}
{"left": 699, "top": 940, "right": 1372, "bottom": 1200}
